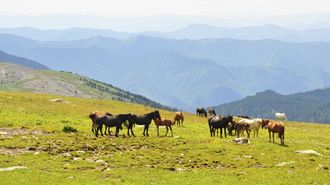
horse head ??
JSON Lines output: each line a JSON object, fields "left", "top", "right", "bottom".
{"left": 261, "top": 119, "right": 269, "bottom": 129}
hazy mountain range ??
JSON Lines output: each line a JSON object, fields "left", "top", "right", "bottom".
{"left": 1, "top": 24, "right": 330, "bottom": 42}
{"left": 0, "top": 32, "right": 330, "bottom": 111}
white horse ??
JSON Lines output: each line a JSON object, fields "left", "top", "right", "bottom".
{"left": 238, "top": 118, "right": 265, "bottom": 138}
{"left": 275, "top": 113, "right": 287, "bottom": 121}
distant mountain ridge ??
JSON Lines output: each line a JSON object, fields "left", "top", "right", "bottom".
{"left": 0, "top": 49, "right": 49, "bottom": 69}
{"left": 214, "top": 88, "right": 330, "bottom": 123}
{"left": 0, "top": 33, "right": 330, "bottom": 110}
{"left": 0, "top": 62, "right": 174, "bottom": 111}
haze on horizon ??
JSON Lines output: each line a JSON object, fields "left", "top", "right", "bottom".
{"left": 0, "top": 0, "right": 329, "bottom": 31}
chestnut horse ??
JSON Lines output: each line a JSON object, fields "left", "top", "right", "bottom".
{"left": 155, "top": 118, "right": 175, "bottom": 137}
{"left": 174, "top": 112, "right": 184, "bottom": 126}
{"left": 261, "top": 119, "right": 285, "bottom": 145}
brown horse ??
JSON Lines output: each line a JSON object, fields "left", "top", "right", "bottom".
{"left": 196, "top": 107, "right": 207, "bottom": 117}
{"left": 174, "top": 112, "right": 184, "bottom": 126}
{"left": 154, "top": 118, "right": 175, "bottom": 137}
{"left": 261, "top": 119, "right": 285, "bottom": 145}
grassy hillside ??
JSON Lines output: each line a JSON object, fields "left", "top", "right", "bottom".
{"left": 215, "top": 89, "right": 330, "bottom": 123}
{"left": 0, "top": 50, "right": 49, "bottom": 69}
{"left": 0, "top": 91, "right": 329, "bottom": 184}
{"left": 0, "top": 63, "right": 174, "bottom": 111}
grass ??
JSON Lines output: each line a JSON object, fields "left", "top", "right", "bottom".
{"left": 0, "top": 91, "right": 329, "bottom": 185}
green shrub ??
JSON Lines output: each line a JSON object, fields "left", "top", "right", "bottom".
{"left": 62, "top": 126, "right": 77, "bottom": 133}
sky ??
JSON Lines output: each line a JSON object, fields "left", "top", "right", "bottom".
{"left": 1, "top": 0, "right": 330, "bottom": 18}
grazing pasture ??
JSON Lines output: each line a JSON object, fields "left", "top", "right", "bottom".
{"left": 0, "top": 91, "right": 329, "bottom": 185}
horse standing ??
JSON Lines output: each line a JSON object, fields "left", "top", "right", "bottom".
{"left": 238, "top": 118, "right": 266, "bottom": 138}
{"left": 95, "top": 113, "right": 131, "bottom": 137}
{"left": 261, "top": 119, "right": 285, "bottom": 145}
{"left": 174, "top": 112, "right": 184, "bottom": 126}
{"left": 89, "top": 111, "right": 112, "bottom": 133}
{"left": 196, "top": 107, "right": 207, "bottom": 117}
{"left": 129, "top": 111, "right": 161, "bottom": 136}
{"left": 208, "top": 115, "right": 233, "bottom": 138}
{"left": 207, "top": 108, "right": 216, "bottom": 116}
{"left": 154, "top": 118, "right": 175, "bottom": 137}
{"left": 275, "top": 112, "right": 287, "bottom": 121}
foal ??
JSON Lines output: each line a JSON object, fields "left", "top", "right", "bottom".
{"left": 155, "top": 118, "right": 175, "bottom": 137}
{"left": 261, "top": 119, "right": 285, "bottom": 145}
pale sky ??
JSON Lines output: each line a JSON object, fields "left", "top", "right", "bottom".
{"left": 1, "top": 0, "right": 329, "bottom": 18}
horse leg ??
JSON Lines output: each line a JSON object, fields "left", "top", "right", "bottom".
{"left": 224, "top": 128, "right": 227, "bottom": 138}
{"left": 143, "top": 126, "right": 146, "bottom": 136}
{"left": 268, "top": 130, "right": 271, "bottom": 142}
{"left": 165, "top": 126, "right": 168, "bottom": 136}
{"left": 272, "top": 132, "right": 275, "bottom": 143}
{"left": 169, "top": 125, "right": 173, "bottom": 137}
{"left": 115, "top": 126, "right": 119, "bottom": 137}
{"left": 282, "top": 134, "right": 284, "bottom": 145}
{"left": 220, "top": 128, "right": 223, "bottom": 138}
{"left": 157, "top": 126, "right": 160, "bottom": 137}
{"left": 146, "top": 125, "right": 149, "bottom": 136}
{"left": 131, "top": 125, "right": 135, "bottom": 137}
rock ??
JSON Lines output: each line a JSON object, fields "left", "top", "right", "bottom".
{"left": 95, "top": 159, "right": 105, "bottom": 163}
{"left": 73, "top": 157, "right": 82, "bottom": 161}
{"left": 0, "top": 132, "right": 8, "bottom": 135}
{"left": 295, "top": 150, "right": 322, "bottom": 156}
{"left": 49, "top": 98, "right": 64, "bottom": 102}
{"left": 276, "top": 161, "right": 295, "bottom": 167}
{"left": 0, "top": 166, "right": 28, "bottom": 171}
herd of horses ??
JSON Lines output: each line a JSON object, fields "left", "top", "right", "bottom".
{"left": 89, "top": 107, "right": 286, "bottom": 145}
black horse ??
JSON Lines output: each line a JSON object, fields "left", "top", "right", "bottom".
{"left": 207, "top": 108, "right": 216, "bottom": 116}
{"left": 208, "top": 115, "right": 233, "bottom": 138}
{"left": 95, "top": 113, "right": 131, "bottom": 137}
{"left": 129, "top": 111, "right": 161, "bottom": 136}
{"left": 196, "top": 107, "right": 207, "bottom": 117}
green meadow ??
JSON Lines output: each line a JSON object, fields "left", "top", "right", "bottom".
{"left": 0, "top": 91, "right": 329, "bottom": 185}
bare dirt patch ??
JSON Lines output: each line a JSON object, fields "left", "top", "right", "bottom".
{"left": 0, "top": 128, "right": 48, "bottom": 137}
{"left": 0, "top": 147, "right": 34, "bottom": 155}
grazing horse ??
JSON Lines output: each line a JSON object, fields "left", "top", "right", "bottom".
{"left": 129, "top": 111, "right": 161, "bottom": 136}
{"left": 154, "top": 118, "right": 175, "bottom": 137}
{"left": 238, "top": 118, "right": 266, "bottom": 138}
{"left": 261, "top": 119, "right": 285, "bottom": 145}
{"left": 275, "top": 112, "right": 287, "bottom": 121}
{"left": 208, "top": 115, "right": 233, "bottom": 138}
{"left": 95, "top": 114, "right": 131, "bottom": 137}
{"left": 89, "top": 111, "right": 112, "bottom": 133}
{"left": 196, "top": 107, "right": 207, "bottom": 117}
{"left": 174, "top": 112, "right": 184, "bottom": 126}
{"left": 207, "top": 108, "right": 216, "bottom": 116}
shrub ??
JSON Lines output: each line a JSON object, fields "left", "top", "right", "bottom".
{"left": 62, "top": 126, "right": 77, "bottom": 133}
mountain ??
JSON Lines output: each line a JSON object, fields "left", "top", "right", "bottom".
{"left": 0, "top": 50, "right": 49, "bottom": 70}
{"left": 0, "top": 62, "right": 174, "bottom": 111}
{"left": 0, "top": 34, "right": 330, "bottom": 110}
{"left": 214, "top": 88, "right": 330, "bottom": 123}
{"left": 2, "top": 25, "right": 330, "bottom": 42}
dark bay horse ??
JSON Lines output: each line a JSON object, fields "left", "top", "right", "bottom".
{"left": 129, "top": 111, "right": 161, "bottom": 136}
{"left": 95, "top": 113, "right": 131, "bottom": 137}
{"left": 196, "top": 107, "right": 207, "bottom": 117}
{"left": 208, "top": 115, "right": 233, "bottom": 138}
{"left": 89, "top": 111, "right": 112, "bottom": 133}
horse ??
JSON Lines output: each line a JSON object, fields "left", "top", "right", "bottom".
{"left": 174, "top": 112, "right": 184, "bottom": 126}
{"left": 207, "top": 108, "right": 216, "bottom": 116}
{"left": 275, "top": 112, "right": 287, "bottom": 121}
{"left": 261, "top": 119, "right": 285, "bottom": 145}
{"left": 89, "top": 111, "right": 112, "bottom": 133}
{"left": 154, "top": 118, "right": 175, "bottom": 137}
{"left": 196, "top": 107, "right": 207, "bottom": 117}
{"left": 129, "top": 111, "right": 161, "bottom": 136}
{"left": 238, "top": 115, "right": 250, "bottom": 119}
{"left": 95, "top": 113, "right": 131, "bottom": 137}
{"left": 233, "top": 120, "right": 250, "bottom": 138}
{"left": 238, "top": 118, "right": 266, "bottom": 138}
{"left": 227, "top": 120, "right": 236, "bottom": 136}
{"left": 103, "top": 113, "right": 131, "bottom": 136}
{"left": 208, "top": 115, "right": 233, "bottom": 138}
